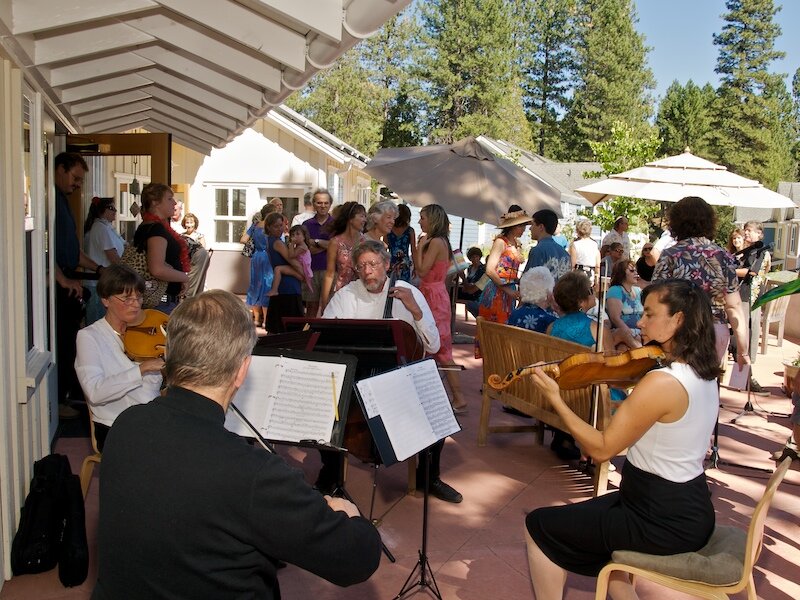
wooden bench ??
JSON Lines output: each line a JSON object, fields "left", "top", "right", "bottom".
{"left": 476, "top": 317, "right": 613, "bottom": 496}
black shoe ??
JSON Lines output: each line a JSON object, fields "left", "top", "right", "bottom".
{"left": 427, "top": 478, "right": 463, "bottom": 503}
{"left": 550, "top": 434, "right": 581, "bottom": 461}
{"left": 749, "top": 379, "right": 770, "bottom": 397}
{"left": 502, "top": 405, "right": 532, "bottom": 418}
{"left": 772, "top": 445, "right": 798, "bottom": 462}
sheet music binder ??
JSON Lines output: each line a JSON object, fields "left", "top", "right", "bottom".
{"left": 226, "top": 348, "right": 358, "bottom": 448}
{"left": 354, "top": 358, "right": 461, "bottom": 468}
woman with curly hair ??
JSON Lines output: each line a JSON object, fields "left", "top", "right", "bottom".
{"left": 652, "top": 196, "right": 748, "bottom": 368}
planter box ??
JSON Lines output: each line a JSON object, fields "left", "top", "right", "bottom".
{"left": 784, "top": 362, "right": 799, "bottom": 397}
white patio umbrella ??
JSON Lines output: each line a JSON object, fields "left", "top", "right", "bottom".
{"left": 575, "top": 151, "right": 795, "bottom": 208}
{"left": 364, "top": 136, "right": 562, "bottom": 225}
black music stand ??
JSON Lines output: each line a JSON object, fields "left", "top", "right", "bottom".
{"left": 353, "top": 359, "right": 461, "bottom": 600}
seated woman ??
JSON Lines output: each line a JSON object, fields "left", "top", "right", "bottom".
{"left": 547, "top": 271, "right": 614, "bottom": 460}
{"left": 75, "top": 265, "right": 164, "bottom": 451}
{"left": 508, "top": 267, "right": 558, "bottom": 333}
{"left": 456, "top": 246, "right": 486, "bottom": 318}
{"left": 548, "top": 271, "right": 614, "bottom": 353}
{"left": 606, "top": 259, "right": 643, "bottom": 349}
{"left": 524, "top": 279, "right": 720, "bottom": 600}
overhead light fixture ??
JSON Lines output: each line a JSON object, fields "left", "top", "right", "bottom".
{"left": 130, "top": 156, "right": 141, "bottom": 196}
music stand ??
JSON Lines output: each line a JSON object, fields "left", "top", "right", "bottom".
{"left": 354, "top": 359, "right": 461, "bottom": 600}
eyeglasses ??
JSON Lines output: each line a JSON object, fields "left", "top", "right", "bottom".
{"left": 355, "top": 260, "right": 386, "bottom": 273}
{"left": 113, "top": 294, "right": 144, "bottom": 306}
{"left": 642, "top": 247, "right": 652, "bottom": 251}
{"left": 613, "top": 248, "right": 624, "bottom": 253}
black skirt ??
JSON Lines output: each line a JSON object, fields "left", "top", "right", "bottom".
{"left": 525, "top": 461, "right": 714, "bottom": 577}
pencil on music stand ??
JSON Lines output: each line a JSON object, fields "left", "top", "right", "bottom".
{"left": 331, "top": 372, "right": 339, "bottom": 421}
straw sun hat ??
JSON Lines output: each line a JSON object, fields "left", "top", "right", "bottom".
{"left": 498, "top": 209, "right": 533, "bottom": 228}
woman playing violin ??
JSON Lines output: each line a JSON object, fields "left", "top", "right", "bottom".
{"left": 524, "top": 279, "right": 721, "bottom": 600}
{"left": 75, "top": 265, "right": 163, "bottom": 451}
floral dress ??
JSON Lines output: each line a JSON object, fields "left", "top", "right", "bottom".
{"left": 652, "top": 237, "right": 738, "bottom": 323}
{"left": 332, "top": 233, "right": 365, "bottom": 293}
{"left": 387, "top": 226, "right": 413, "bottom": 282}
{"left": 478, "top": 237, "right": 522, "bottom": 324}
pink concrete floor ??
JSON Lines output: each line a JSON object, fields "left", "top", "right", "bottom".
{"left": 3, "top": 314, "right": 799, "bottom": 600}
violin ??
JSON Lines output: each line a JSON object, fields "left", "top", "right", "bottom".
{"left": 123, "top": 309, "right": 169, "bottom": 361}
{"left": 488, "top": 345, "right": 666, "bottom": 391}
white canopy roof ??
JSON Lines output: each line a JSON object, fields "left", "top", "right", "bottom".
{"left": 0, "top": 0, "right": 411, "bottom": 155}
{"left": 576, "top": 151, "right": 795, "bottom": 209}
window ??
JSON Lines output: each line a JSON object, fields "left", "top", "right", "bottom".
{"left": 790, "top": 224, "right": 799, "bottom": 256}
{"left": 215, "top": 188, "right": 247, "bottom": 243}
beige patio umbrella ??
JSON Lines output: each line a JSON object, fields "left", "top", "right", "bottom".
{"left": 364, "top": 136, "right": 562, "bottom": 224}
{"left": 575, "top": 151, "right": 795, "bottom": 208}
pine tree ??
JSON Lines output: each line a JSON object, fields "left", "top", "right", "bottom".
{"left": 561, "top": 0, "right": 654, "bottom": 160}
{"left": 360, "top": 12, "right": 426, "bottom": 148}
{"left": 656, "top": 81, "right": 715, "bottom": 157}
{"left": 286, "top": 51, "right": 386, "bottom": 156}
{"left": 420, "top": 0, "right": 532, "bottom": 147}
{"left": 710, "top": 0, "right": 795, "bottom": 187}
{"left": 516, "top": 0, "right": 577, "bottom": 157}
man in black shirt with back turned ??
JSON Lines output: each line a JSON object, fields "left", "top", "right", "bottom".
{"left": 94, "top": 290, "right": 381, "bottom": 600}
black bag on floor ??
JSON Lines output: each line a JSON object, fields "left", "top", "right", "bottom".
{"left": 59, "top": 473, "right": 89, "bottom": 587}
{"left": 10, "top": 453, "right": 88, "bottom": 586}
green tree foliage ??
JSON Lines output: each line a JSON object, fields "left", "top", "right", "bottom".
{"left": 360, "top": 13, "right": 426, "bottom": 148}
{"left": 561, "top": 0, "right": 654, "bottom": 160}
{"left": 515, "top": 0, "right": 577, "bottom": 157}
{"left": 578, "top": 121, "right": 662, "bottom": 233}
{"left": 286, "top": 52, "right": 385, "bottom": 156}
{"left": 656, "top": 81, "right": 716, "bottom": 156}
{"left": 710, "top": 0, "right": 795, "bottom": 188}
{"left": 419, "top": 0, "right": 532, "bottom": 147}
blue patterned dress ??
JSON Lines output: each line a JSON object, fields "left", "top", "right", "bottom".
{"left": 387, "top": 226, "right": 413, "bottom": 282}
{"left": 245, "top": 224, "right": 273, "bottom": 308}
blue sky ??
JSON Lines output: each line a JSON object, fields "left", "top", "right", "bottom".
{"left": 634, "top": 0, "right": 800, "bottom": 102}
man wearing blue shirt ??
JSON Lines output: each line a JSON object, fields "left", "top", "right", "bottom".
{"left": 524, "top": 209, "right": 570, "bottom": 281}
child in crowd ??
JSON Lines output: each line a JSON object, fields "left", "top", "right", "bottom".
{"left": 267, "top": 225, "right": 314, "bottom": 296}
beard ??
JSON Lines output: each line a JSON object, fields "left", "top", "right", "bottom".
{"left": 363, "top": 276, "right": 387, "bottom": 293}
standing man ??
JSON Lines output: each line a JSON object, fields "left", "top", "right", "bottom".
{"left": 54, "top": 152, "right": 103, "bottom": 419}
{"left": 524, "top": 209, "right": 571, "bottom": 281}
{"left": 291, "top": 192, "right": 315, "bottom": 227}
{"left": 303, "top": 188, "right": 334, "bottom": 316}
{"left": 736, "top": 220, "right": 769, "bottom": 395}
{"left": 602, "top": 216, "right": 631, "bottom": 261}
{"left": 323, "top": 240, "right": 463, "bottom": 503}
{"left": 94, "top": 290, "right": 381, "bottom": 599}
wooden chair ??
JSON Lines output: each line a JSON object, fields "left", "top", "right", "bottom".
{"left": 594, "top": 457, "right": 793, "bottom": 599}
{"left": 79, "top": 415, "right": 102, "bottom": 498}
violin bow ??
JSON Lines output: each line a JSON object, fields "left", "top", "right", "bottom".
{"left": 229, "top": 402, "right": 276, "bottom": 454}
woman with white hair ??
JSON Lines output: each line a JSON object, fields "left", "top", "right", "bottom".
{"left": 364, "top": 200, "right": 398, "bottom": 246}
{"left": 508, "top": 267, "right": 559, "bottom": 333}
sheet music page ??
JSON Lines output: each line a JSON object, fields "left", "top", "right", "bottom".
{"left": 410, "top": 360, "right": 461, "bottom": 439}
{"left": 224, "top": 356, "right": 348, "bottom": 443}
{"left": 224, "top": 355, "right": 281, "bottom": 437}
{"left": 263, "top": 357, "right": 348, "bottom": 443}
{"left": 357, "top": 372, "right": 435, "bottom": 462}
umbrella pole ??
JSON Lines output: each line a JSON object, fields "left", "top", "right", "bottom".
{"left": 451, "top": 217, "right": 473, "bottom": 343}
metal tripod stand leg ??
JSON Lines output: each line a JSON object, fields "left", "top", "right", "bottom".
{"left": 394, "top": 447, "right": 442, "bottom": 600}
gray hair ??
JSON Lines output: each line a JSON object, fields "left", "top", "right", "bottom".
{"left": 519, "top": 266, "right": 555, "bottom": 305}
{"left": 352, "top": 239, "right": 390, "bottom": 265}
{"left": 164, "top": 290, "right": 257, "bottom": 389}
{"left": 366, "top": 200, "right": 398, "bottom": 230}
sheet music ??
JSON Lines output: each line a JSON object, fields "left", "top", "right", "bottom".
{"left": 224, "top": 355, "right": 348, "bottom": 444}
{"left": 356, "top": 359, "right": 461, "bottom": 462}
{"left": 411, "top": 360, "right": 460, "bottom": 440}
